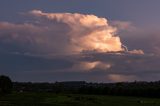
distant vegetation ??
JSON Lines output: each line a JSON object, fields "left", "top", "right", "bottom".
{"left": 1, "top": 75, "right": 160, "bottom": 98}
{"left": 13, "top": 81, "right": 160, "bottom": 98}
{"left": 1, "top": 76, "right": 160, "bottom": 106}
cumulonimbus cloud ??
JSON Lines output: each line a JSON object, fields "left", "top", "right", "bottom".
{"left": 1, "top": 10, "right": 160, "bottom": 82}
{"left": 29, "top": 10, "right": 126, "bottom": 53}
{"left": 0, "top": 10, "right": 127, "bottom": 55}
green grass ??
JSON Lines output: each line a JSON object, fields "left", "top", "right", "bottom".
{"left": 0, "top": 92, "right": 160, "bottom": 106}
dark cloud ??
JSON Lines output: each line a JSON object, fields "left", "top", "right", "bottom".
{"left": 118, "top": 26, "right": 160, "bottom": 55}
{"left": 0, "top": 53, "right": 73, "bottom": 72}
{"left": 1, "top": 52, "right": 160, "bottom": 82}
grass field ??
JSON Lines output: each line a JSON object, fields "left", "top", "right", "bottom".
{"left": 0, "top": 92, "right": 160, "bottom": 106}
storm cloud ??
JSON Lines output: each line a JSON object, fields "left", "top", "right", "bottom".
{"left": 0, "top": 10, "right": 159, "bottom": 82}
{"left": 0, "top": 10, "right": 125, "bottom": 56}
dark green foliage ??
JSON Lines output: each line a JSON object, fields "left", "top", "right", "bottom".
{"left": 0, "top": 75, "right": 13, "bottom": 94}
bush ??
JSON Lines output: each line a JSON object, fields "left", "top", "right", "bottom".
{"left": 0, "top": 75, "right": 13, "bottom": 94}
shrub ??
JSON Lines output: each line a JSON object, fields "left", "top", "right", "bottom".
{"left": 0, "top": 75, "right": 13, "bottom": 94}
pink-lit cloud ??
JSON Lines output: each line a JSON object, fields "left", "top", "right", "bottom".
{"left": 0, "top": 10, "right": 145, "bottom": 56}
{"left": 108, "top": 74, "right": 136, "bottom": 82}
{"left": 71, "top": 61, "right": 112, "bottom": 71}
{"left": 127, "top": 49, "right": 144, "bottom": 55}
{"left": 28, "top": 10, "right": 124, "bottom": 53}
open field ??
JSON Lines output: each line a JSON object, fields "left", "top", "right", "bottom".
{"left": 0, "top": 93, "right": 160, "bottom": 106}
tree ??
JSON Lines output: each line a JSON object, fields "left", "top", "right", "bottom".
{"left": 0, "top": 75, "right": 13, "bottom": 94}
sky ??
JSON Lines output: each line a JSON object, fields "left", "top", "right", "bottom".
{"left": 0, "top": 0, "right": 160, "bottom": 82}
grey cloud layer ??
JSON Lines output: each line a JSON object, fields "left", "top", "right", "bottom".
{"left": 1, "top": 52, "right": 160, "bottom": 82}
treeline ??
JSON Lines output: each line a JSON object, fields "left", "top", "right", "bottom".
{"left": 13, "top": 81, "right": 160, "bottom": 98}
{"left": 1, "top": 75, "right": 160, "bottom": 98}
